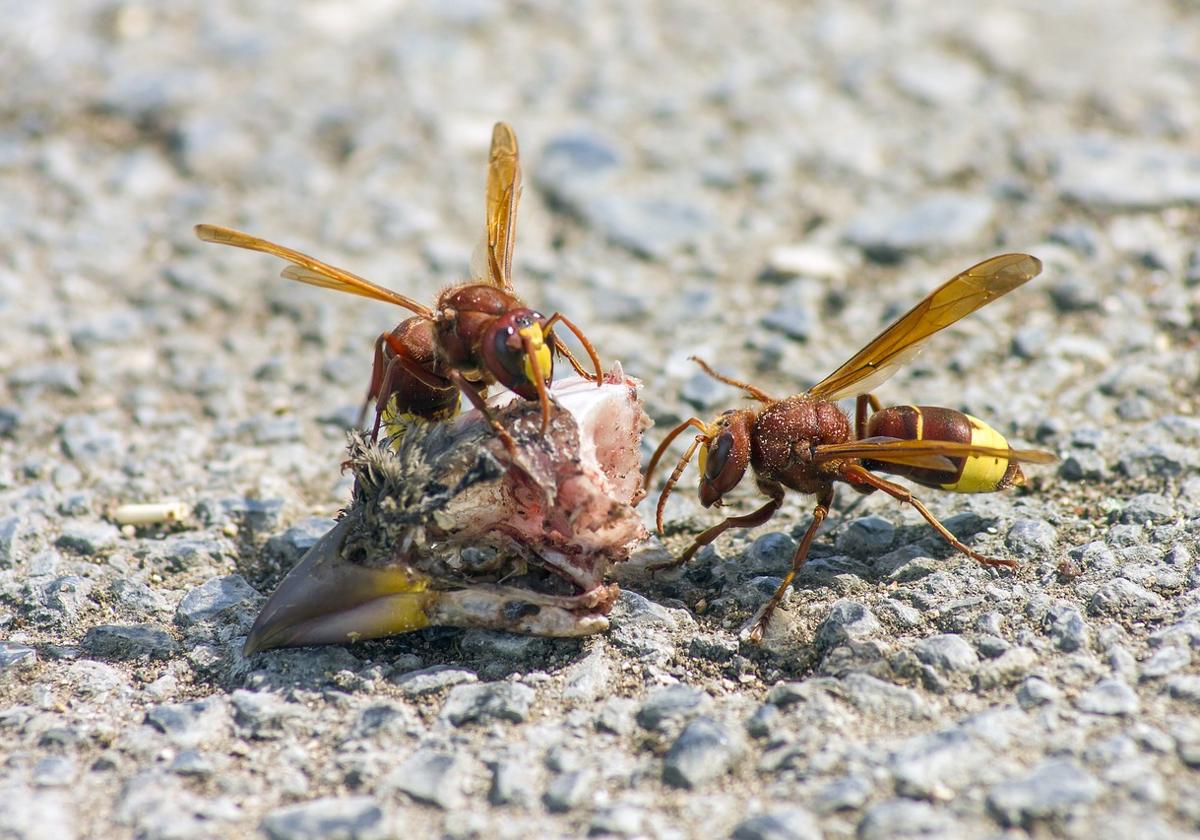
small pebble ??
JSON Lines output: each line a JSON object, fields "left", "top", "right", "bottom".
{"left": 440, "top": 682, "right": 535, "bottom": 726}
{"left": 1077, "top": 678, "right": 1140, "bottom": 716}
{"left": 662, "top": 716, "right": 745, "bottom": 789}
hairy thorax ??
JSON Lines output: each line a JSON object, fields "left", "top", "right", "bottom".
{"left": 751, "top": 396, "right": 852, "bottom": 493}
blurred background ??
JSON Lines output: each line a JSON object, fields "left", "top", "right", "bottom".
{"left": 1, "top": 1, "right": 1199, "bottom": 837}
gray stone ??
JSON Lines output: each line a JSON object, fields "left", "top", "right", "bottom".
{"left": 1060, "top": 450, "right": 1106, "bottom": 482}
{"left": 913, "top": 634, "right": 978, "bottom": 673}
{"left": 744, "top": 531, "right": 797, "bottom": 574}
{"left": 59, "top": 414, "right": 124, "bottom": 464}
{"left": 562, "top": 648, "right": 612, "bottom": 703}
{"left": 858, "top": 799, "right": 952, "bottom": 840}
{"left": 543, "top": 769, "right": 593, "bottom": 813}
{"left": 260, "top": 796, "right": 385, "bottom": 840}
{"left": 388, "top": 751, "right": 464, "bottom": 810}
{"left": 347, "top": 703, "right": 412, "bottom": 741}
{"left": 1119, "top": 492, "right": 1176, "bottom": 525}
{"left": 1048, "top": 274, "right": 1103, "bottom": 312}
{"left": 391, "top": 665, "right": 476, "bottom": 697}
{"left": 459, "top": 629, "right": 549, "bottom": 664}
{"left": 158, "top": 535, "right": 230, "bottom": 570}
{"left": 108, "top": 579, "right": 171, "bottom": 618}
{"left": 585, "top": 194, "right": 712, "bottom": 260}
{"left": 0, "top": 642, "right": 37, "bottom": 670}
{"left": 594, "top": 698, "right": 637, "bottom": 735}
{"left": 760, "top": 305, "right": 814, "bottom": 343}
{"left": 1077, "top": 678, "right": 1140, "bottom": 715}
{"left": 231, "top": 689, "right": 305, "bottom": 739}
{"left": 810, "top": 775, "right": 872, "bottom": 813}
{"left": 679, "top": 368, "right": 733, "bottom": 411}
{"left": 662, "top": 716, "right": 745, "bottom": 789}
{"left": 12, "top": 362, "right": 81, "bottom": 394}
{"left": 538, "top": 133, "right": 621, "bottom": 189}
{"left": 170, "top": 750, "right": 215, "bottom": 779}
{"left": 588, "top": 804, "right": 649, "bottom": 838}
{"left": 488, "top": 760, "right": 537, "bottom": 807}
{"left": 611, "top": 589, "right": 685, "bottom": 629}
{"left": 440, "top": 681, "right": 534, "bottom": 726}
{"left": 974, "top": 646, "right": 1037, "bottom": 690}
{"left": 1016, "top": 677, "right": 1061, "bottom": 709}
{"left": 264, "top": 518, "right": 330, "bottom": 568}
{"left": 878, "top": 599, "right": 922, "bottom": 629}
{"left": 0, "top": 407, "right": 18, "bottom": 438}
{"left": 56, "top": 492, "right": 89, "bottom": 518}
{"left": 687, "top": 634, "right": 739, "bottom": 663}
{"left": 240, "top": 415, "right": 302, "bottom": 446}
{"left": 731, "top": 808, "right": 821, "bottom": 840}
{"left": 82, "top": 624, "right": 179, "bottom": 660}
{"left": 1107, "top": 644, "right": 1139, "bottom": 682}
{"left": 744, "top": 703, "right": 781, "bottom": 739}
{"left": 39, "top": 576, "right": 96, "bottom": 621}
{"left": 204, "top": 497, "right": 286, "bottom": 534}
{"left": 1005, "top": 518, "right": 1057, "bottom": 559}
{"left": 114, "top": 770, "right": 239, "bottom": 838}
{"left": 975, "top": 634, "right": 1009, "bottom": 659}
{"left": 0, "top": 785, "right": 76, "bottom": 839}
{"left": 55, "top": 520, "right": 121, "bottom": 555}
{"left": 836, "top": 516, "right": 895, "bottom": 556}
{"left": 844, "top": 193, "right": 994, "bottom": 260}
{"left": 1048, "top": 223, "right": 1102, "bottom": 257}
{"left": 987, "top": 759, "right": 1102, "bottom": 825}
{"left": 1049, "top": 134, "right": 1200, "bottom": 210}
{"left": 32, "top": 755, "right": 76, "bottom": 788}
{"left": 892, "top": 730, "right": 984, "bottom": 799}
{"left": 1090, "top": 578, "right": 1163, "bottom": 619}
{"left": 145, "top": 699, "right": 230, "bottom": 748}
{"left": 174, "top": 575, "right": 260, "bottom": 628}
{"left": 1042, "top": 602, "right": 1090, "bottom": 652}
{"left": 636, "top": 684, "right": 711, "bottom": 731}
{"left": 1167, "top": 675, "right": 1200, "bottom": 706}
{"left": 814, "top": 600, "right": 881, "bottom": 649}
{"left": 1140, "top": 645, "right": 1190, "bottom": 679}
{"left": 0, "top": 515, "right": 25, "bottom": 567}
{"left": 840, "top": 673, "right": 929, "bottom": 721}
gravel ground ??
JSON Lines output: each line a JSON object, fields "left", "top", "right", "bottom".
{"left": 2, "top": 2, "right": 1200, "bottom": 838}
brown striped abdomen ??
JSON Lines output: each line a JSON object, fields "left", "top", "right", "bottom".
{"left": 864, "top": 405, "right": 1022, "bottom": 493}
{"left": 381, "top": 318, "right": 460, "bottom": 439}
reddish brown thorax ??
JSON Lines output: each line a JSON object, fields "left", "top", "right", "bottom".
{"left": 750, "top": 397, "right": 852, "bottom": 495}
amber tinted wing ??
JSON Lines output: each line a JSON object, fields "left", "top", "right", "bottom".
{"left": 807, "top": 254, "right": 1042, "bottom": 402}
{"left": 484, "top": 122, "right": 522, "bottom": 294}
{"left": 195, "top": 224, "right": 433, "bottom": 318}
{"left": 813, "top": 438, "right": 1058, "bottom": 469}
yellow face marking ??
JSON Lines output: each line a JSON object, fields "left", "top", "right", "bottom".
{"left": 695, "top": 421, "right": 724, "bottom": 478}
{"left": 519, "top": 325, "right": 552, "bottom": 384}
{"left": 940, "top": 414, "right": 1011, "bottom": 493}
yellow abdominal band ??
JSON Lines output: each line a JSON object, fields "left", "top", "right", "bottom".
{"left": 941, "top": 414, "right": 1011, "bottom": 493}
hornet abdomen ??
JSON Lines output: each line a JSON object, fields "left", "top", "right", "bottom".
{"left": 865, "top": 405, "right": 1023, "bottom": 493}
